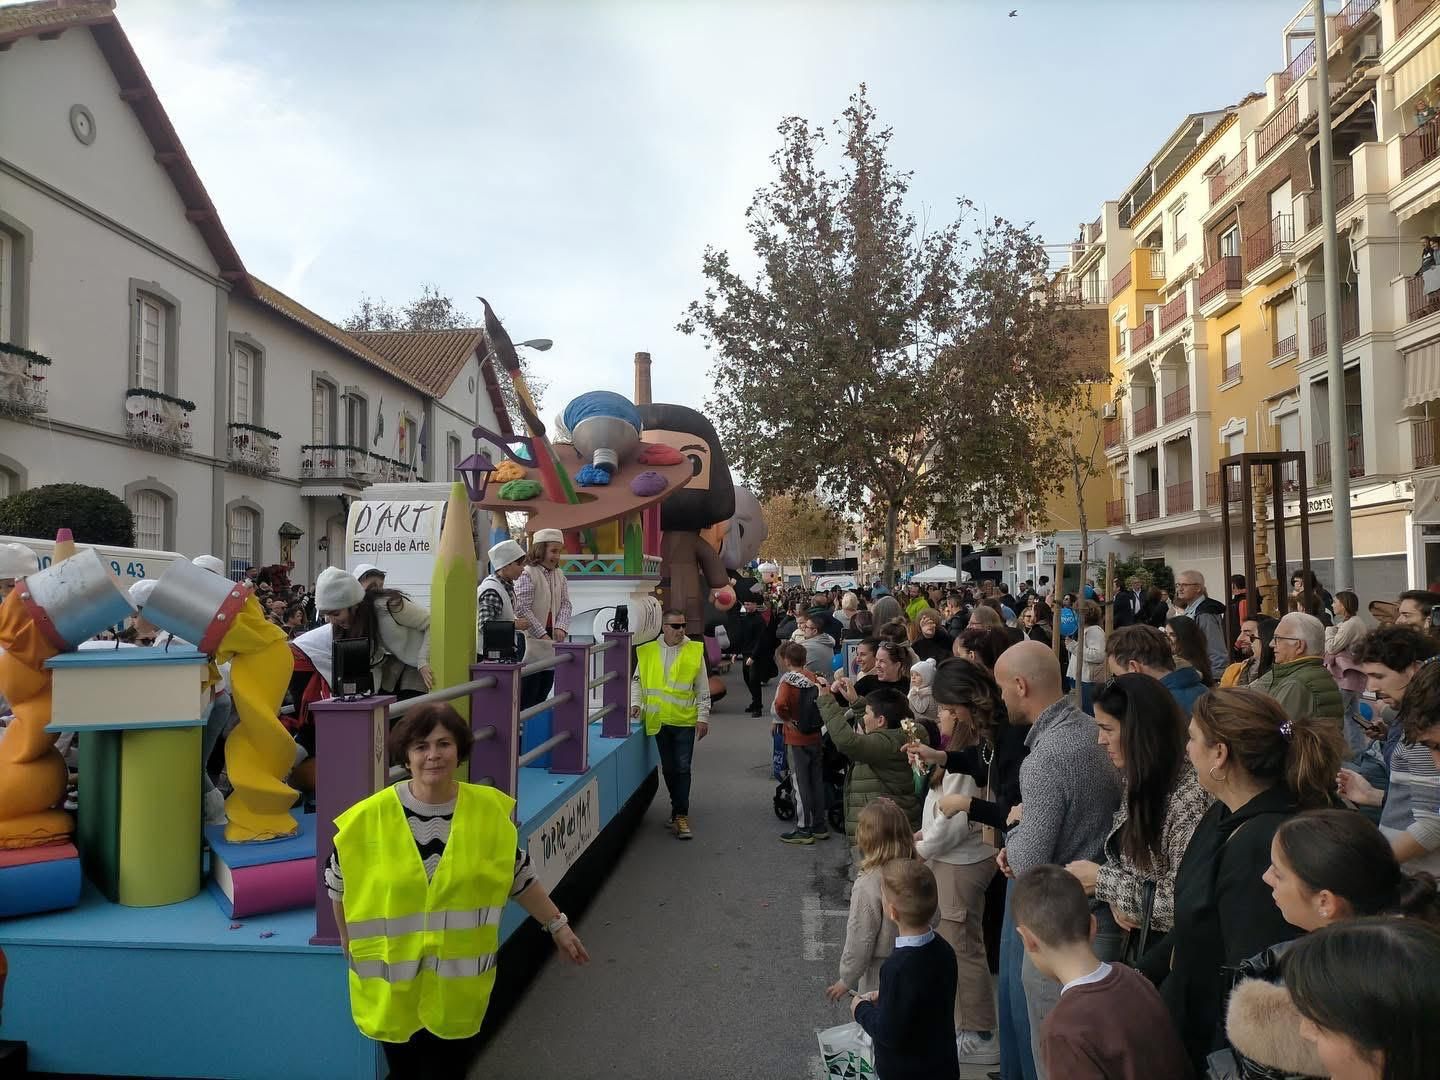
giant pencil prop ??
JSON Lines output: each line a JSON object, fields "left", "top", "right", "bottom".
{"left": 430, "top": 481, "right": 478, "bottom": 723}
{"left": 0, "top": 546, "right": 136, "bottom": 848}
{"left": 143, "top": 561, "right": 296, "bottom": 842}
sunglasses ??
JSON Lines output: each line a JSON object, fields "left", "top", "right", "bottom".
{"left": 664, "top": 623, "right": 687, "bottom": 630}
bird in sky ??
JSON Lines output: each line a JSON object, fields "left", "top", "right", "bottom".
{"left": 1009, "top": 8, "right": 1018, "bottom": 15}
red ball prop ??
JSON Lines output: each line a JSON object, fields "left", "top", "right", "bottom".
{"left": 712, "top": 587, "right": 736, "bottom": 611}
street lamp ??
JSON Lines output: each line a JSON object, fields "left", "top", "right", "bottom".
{"left": 515, "top": 339, "right": 553, "bottom": 351}
{"left": 455, "top": 448, "right": 497, "bottom": 503}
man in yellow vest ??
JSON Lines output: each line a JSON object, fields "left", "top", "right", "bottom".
{"left": 631, "top": 608, "right": 710, "bottom": 840}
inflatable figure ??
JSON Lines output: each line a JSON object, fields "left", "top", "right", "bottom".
{"left": 638, "top": 403, "right": 735, "bottom": 637}
{"left": 720, "top": 486, "right": 767, "bottom": 571}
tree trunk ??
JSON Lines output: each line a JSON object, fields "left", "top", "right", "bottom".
{"left": 1072, "top": 451, "right": 1090, "bottom": 604}
{"left": 884, "top": 501, "right": 899, "bottom": 587}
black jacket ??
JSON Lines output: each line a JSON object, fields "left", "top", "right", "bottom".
{"left": 1161, "top": 785, "right": 1302, "bottom": 1071}
{"left": 944, "top": 707, "right": 1027, "bottom": 833}
{"left": 912, "top": 631, "right": 952, "bottom": 664}
{"left": 1113, "top": 589, "right": 1142, "bottom": 628}
{"left": 854, "top": 935, "right": 959, "bottom": 1080}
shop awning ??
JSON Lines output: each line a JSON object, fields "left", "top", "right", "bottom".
{"left": 1404, "top": 341, "right": 1440, "bottom": 408}
{"left": 1398, "top": 181, "right": 1440, "bottom": 222}
{"left": 1396, "top": 38, "right": 1440, "bottom": 108}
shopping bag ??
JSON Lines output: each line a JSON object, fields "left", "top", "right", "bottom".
{"left": 817, "top": 1021, "right": 875, "bottom": 1079}
{"left": 772, "top": 726, "right": 787, "bottom": 781}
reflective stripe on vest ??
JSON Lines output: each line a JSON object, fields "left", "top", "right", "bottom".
{"left": 635, "top": 639, "right": 704, "bottom": 735}
{"left": 332, "top": 783, "right": 517, "bottom": 1043}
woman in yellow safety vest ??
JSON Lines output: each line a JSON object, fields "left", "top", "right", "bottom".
{"left": 327, "top": 702, "right": 589, "bottom": 1078}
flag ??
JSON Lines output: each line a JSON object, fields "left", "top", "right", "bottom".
{"left": 415, "top": 413, "right": 427, "bottom": 467}
{"left": 373, "top": 396, "right": 385, "bottom": 446}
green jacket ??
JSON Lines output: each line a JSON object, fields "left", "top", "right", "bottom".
{"left": 820, "top": 691, "right": 927, "bottom": 841}
{"left": 1249, "top": 656, "right": 1343, "bottom": 726}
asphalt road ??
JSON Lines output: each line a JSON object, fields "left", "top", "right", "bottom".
{"left": 474, "top": 664, "right": 999, "bottom": 1080}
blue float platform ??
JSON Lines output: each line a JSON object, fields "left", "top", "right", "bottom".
{"left": 0, "top": 720, "right": 657, "bottom": 1079}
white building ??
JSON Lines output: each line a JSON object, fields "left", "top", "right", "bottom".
{"left": 0, "top": 0, "right": 510, "bottom": 584}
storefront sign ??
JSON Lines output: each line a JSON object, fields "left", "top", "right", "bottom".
{"left": 344, "top": 499, "right": 443, "bottom": 608}
{"left": 1276, "top": 480, "right": 1414, "bottom": 520}
{"left": 528, "top": 778, "right": 599, "bottom": 893}
{"left": 980, "top": 556, "right": 1003, "bottom": 572}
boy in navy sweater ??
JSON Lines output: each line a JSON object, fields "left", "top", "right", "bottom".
{"left": 852, "top": 859, "right": 959, "bottom": 1080}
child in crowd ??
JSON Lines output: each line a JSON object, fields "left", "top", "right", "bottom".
{"left": 908, "top": 658, "right": 938, "bottom": 728}
{"left": 773, "top": 641, "right": 828, "bottom": 845}
{"left": 851, "top": 858, "right": 960, "bottom": 1080}
{"left": 826, "top": 799, "right": 915, "bottom": 1001}
{"left": 1011, "top": 865, "right": 1193, "bottom": 1080}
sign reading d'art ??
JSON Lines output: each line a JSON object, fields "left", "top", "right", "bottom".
{"left": 528, "top": 779, "right": 599, "bottom": 893}
{"left": 344, "top": 500, "right": 443, "bottom": 609}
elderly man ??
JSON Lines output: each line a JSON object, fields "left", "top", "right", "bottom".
{"left": 1172, "top": 570, "right": 1229, "bottom": 677}
{"left": 513, "top": 528, "right": 572, "bottom": 710}
{"left": 1249, "top": 611, "right": 1342, "bottom": 726}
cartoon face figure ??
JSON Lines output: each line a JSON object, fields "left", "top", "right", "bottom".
{"left": 721, "top": 487, "right": 766, "bottom": 571}
{"left": 638, "top": 403, "right": 735, "bottom": 532}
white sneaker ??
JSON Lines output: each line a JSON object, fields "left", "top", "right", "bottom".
{"left": 956, "top": 1030, "right": 1000, "bottom": 1066}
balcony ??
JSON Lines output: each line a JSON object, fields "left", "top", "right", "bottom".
{"left": 1158, "top": 292, "right": 1189, "bottom": 334}
{"left": 1302, "top": 165, "right": 1355, "bottom": 233}
{"left": 1105, "top": 498, "right": 1126, "bottom": 527}
{"left": 1276, "top": 40, "right": 1316, "bottom": 95}
{"left": 1133, "top": 402, "right": 1157, "bottom": 436}
{"left": 1104, "top": 419, "right": 1123, "bottom": 450}
{"left": 0, "top": 347, "right": 50, "bottom": 416}
{"left": 1402, "top": 117, "right": 1440, "bottom": 178}
{"left": 1049, "top": 279, "right": 1109, "bottom": 306}
{"left": 372, "top": 455, "right": 419, "bottom": 484}
{"left": 1111, "top": 262, "right": 1133, "bottom": 296}
{"left": 123, "top": 389, "right": 193, "bottom": 454}
{"left": 1398, "top": 0, "right": 1438, "bottom": 38}
{"left": 1273, "top": 332, "right": 1297, "bottom": 361}
{"left": 1146, "top": 249, "right": 1166, "bottom": 282}
{"left": 1197, "top": 256, "right": 1244, "bottom": 317}
{"left": 227, "top": 423, "right": 280, "bottom": 477}
{"left": 1222, "top": 362, "right": 1243, "bottom": 386}
{"left": 300, "top": 443, "right": 374, "bottom": 492}
{"left": 1314, "top": 437, "right": 1366, "bottom": 483}
{"left": 1245, "top": 214, "right": 1295, "bottom": 284}
{"left": 1308, "top": 295, "right": 1360, "bottom": 358}
{"left": 1209, "top": 150, "right": 1248, "bottom": 205}
{"left": 1163, "top": 384, "right": 1191, "bottom": 424}
{"left": 1407, "top": 274, "right": 1440, "bottom": 323}
{"left": 1135, "top": 491, "right": 1160, "bottom": 522}
{"left": 1165, "top": 479, "right": 1194, "bottom": 514}
{"left": 1205, "top": 467, "right": 1244, "bottom": 507}
{"left": 1130, "top": 315, "right": 1156, "bottom": 353}
{"left": 1414, "top": 417, "right": 1440, "bottom": 470}
{"left": 1256, "top": 98, "right": 1299, "bottom": 163}
{"left": 1335, "top": 0, "right": 1378, "bottom": 35}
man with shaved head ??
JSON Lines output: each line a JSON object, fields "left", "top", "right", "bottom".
{"left": 992, "top": 642, "right": 1123, "bottom": 1080}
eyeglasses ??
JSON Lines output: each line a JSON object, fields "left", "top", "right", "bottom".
{"left": 1272, "top": 635, "right": 1304, "bottom": 645}
{"left": 664, "top": 623, "right": 687, "bottom": 630}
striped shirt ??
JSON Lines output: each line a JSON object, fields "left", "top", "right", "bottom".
{"left": 325, "top": 781, "right": 536, "bottom": 901}
{"left": 1381, "top": 740, "right": 1440, "bottom": 875}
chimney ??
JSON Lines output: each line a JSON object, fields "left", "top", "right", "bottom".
{"left": 634, "top": 351, "right": 652, "bottom": 405}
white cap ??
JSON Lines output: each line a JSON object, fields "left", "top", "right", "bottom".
{"left": 316, "top": 566, "right": 365, "bottom": 613}
{"left": 532, "top": 528, "right": 563, "bottom": 546}
{"left": 0, "top": 542, "right": 40, "bottom": 580}
{"left": 911, "top": 657, "right": 936, "bottom": 688}
{"left": 488, "top": 540, "right": 526, "bottom": 569}
{"left": 352, "top": 562, "right": 385, "bottom": 582}
{"left": 192, "top": 554, "right": 225, "bottom": 575}
{"left": 128, "top": 578, "right": 158, "bottom": 608}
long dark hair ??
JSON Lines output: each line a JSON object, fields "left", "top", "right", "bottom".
{"left": 1285, "top": 918, "right": 1440, "bottom": 1080}
{"left": 932, "top": 658, "right": 1004, "bottom": 748}
{"left": 1192, "top": 688, "right": 1344, "bottom": 809}
{"left": 1093, "top": 674, "right": 1186, "bottom": 874}
{"left": 342, "top": 586, "right": 413, "bottom": 656}
{"left": 1275, "top": 809, "right": 1440, "bottom": 924}
{"left": 1166, "top": 615, "right": 1213, "bottom": 686}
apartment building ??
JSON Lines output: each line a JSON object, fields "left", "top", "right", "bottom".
{"left": 0, "top": 1, "right": 509, "bottom": 584}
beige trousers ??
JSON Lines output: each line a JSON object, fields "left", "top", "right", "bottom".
{"left": 930, "top": 857, "right": 998, "bottom": 1032}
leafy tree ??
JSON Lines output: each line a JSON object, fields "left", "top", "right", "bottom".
{"left": 342, "top": 285, "right": 549, "bottom": 428}
{"left": 680, "top": 85, "right": 1091, "bottom": 584}
{"left": 758, "top": 493, "right": 847, "bottom": 567}
{"left": 0, "top": 483, "right": 135, "bottom": 547}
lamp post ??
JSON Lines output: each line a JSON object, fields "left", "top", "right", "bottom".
{"left": 454, "top": 449, "right": 496, "bottom": 503}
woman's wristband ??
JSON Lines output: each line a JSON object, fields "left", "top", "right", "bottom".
{"left": 543, "top": 912, "right": 569, "bottom": 935}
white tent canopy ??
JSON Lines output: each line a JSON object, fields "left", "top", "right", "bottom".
{"left": 910, "top": 564, "right": 968, "bottom": 583}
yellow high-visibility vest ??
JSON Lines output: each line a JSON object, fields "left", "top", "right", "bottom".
{"left": 635, "top": 638, "right": 705, "bottom": 736}
{"left": 333, "top": 782, "right": 516, "bottom": 1043}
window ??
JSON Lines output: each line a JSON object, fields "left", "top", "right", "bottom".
{"left": 345, "top": 392, "right": 368, "bottom": 448}
{"left": 312, "top": 378, "right": 336, "bottom": 444}
{"left": 1220, "top": 226, "right": 1240, "bottom": 259}
{"left": 1223, "top": 328, "right": 1242, "bottom": 383}
{"left": 1273, "top": 296, "right": 1297, "bottom": 356}
{"left": 447, "top": 434, "right": 462, "bottom": 476}
{"left": 231, "top": 343, "right": 254, "bottom": 424}
{"left": 134, "top": 293, "right": 164, "bottom": 390}
{"left": 400, "top": 415, "right": 419, "bottom": 465}
{"left": 227, "top": 506, "right": 257, "bottom": 574}
{"left": 1169, "top": 202, "right": 1187, "bottom": 252}
{"left": 129, "top": 489, "right": 166, "bottom": 549}
{"left": 0, "top": 465, "right": 16, "bottom": 499}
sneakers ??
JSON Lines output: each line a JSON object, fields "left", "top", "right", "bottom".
{"left": 674, "top": 815, "right": 693, "bottom": 840}
{"left": 809, "top": 828, "right": 830, "bottom": 840}
{"left": 956, "top": 1030, "right": 1000, "bottom": 1066}
{"left": 779, "top": 829, "right": 815, "bottom": 845}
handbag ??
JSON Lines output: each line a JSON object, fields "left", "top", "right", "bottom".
{"left": 1119, "top": 878, "right": 1157, "bottom": 966}
{"left": 817, "top": 1021, "right": 875, "bottom": 1079}
{"left": 980, "top": 754, "right": 998, "bottom": 850}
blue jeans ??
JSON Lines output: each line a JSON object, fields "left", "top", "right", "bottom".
{"left": 999, "top": 878, "right": 1036, "bottom": 1080}
{"left": 656, "top": 725, "right": 696, "bottom": 817}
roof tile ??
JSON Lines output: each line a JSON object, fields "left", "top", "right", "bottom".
{"left": 351, "top": 328, "right": 484, "bottom": 398}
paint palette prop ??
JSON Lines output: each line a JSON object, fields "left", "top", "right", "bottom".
{"left": 45, "top": 647, "right": 208, "bottom": 906}
{"left": 0, "top": 842, "right": 81, "bottom": 917}
{"left": 205, "top": 810, "right": 316, "bottom": 918}
{"left": 474, "top": 441, "right": 694, "bottom": 534}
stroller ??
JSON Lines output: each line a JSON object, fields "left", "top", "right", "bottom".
{"left": 773, "top": 729, "right": 847, "bottom": 833}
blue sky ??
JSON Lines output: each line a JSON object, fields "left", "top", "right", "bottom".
{"left": 117, "top": 0, "right": 1304, "bottom": 415}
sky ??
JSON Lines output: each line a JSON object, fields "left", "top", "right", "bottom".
{"left": 107, "top": 0, "right": 1305, "bottom": 417}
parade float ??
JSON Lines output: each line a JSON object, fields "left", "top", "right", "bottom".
{"left": 0, "top": 310, "right": 742, "bottom": 1079}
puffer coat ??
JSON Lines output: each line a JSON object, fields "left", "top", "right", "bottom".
{"left": 820, "top": 691, "right": 927, "bottom": 840}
